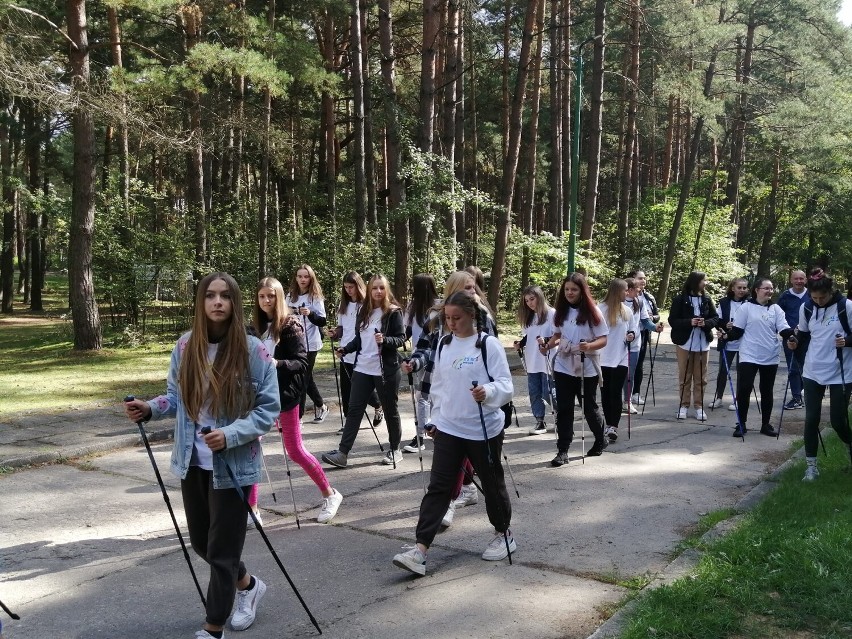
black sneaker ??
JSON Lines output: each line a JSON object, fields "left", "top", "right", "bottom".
{"left": 551, "top": 451, "right": 570, "bottom": 467}
{"left": 732, "top": 425, "right": 747, "bottom": 437}
{"left": 760, "top": 425, "right": 778, "bottom": 437}
{"left": 784, "top": 398, "right": 804, "bottom": 410}
{"left": 587, "top": 438, "right": 608, "bottom": 456}
{"left": 402, "top": 436, "right": 425, "bottom": 453}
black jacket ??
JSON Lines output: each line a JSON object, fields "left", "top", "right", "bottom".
{"left": 342, "top": 307, "right": 406, "bottom": 372}
{"left": 265, "top": 316, "right": 308, "bottom": 412}
{"left": 669, "top": 293, "right": 719, "bottom": 346}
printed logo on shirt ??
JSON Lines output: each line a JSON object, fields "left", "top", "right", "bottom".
{"left": 452, "top": 354, "right": 482, "bottom": 370}
{"left": 820, "top": 313, "right": 840, "bottom": 327}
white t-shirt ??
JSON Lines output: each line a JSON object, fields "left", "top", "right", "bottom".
{"left": 550, "top": 306, "right": 610, "bottom": 376}
{"left": 597, "top": 302, "right": 637, "bottom": 368}
{"left": 430, "top": 334, "right": 514, "bottom": 440}
{"left": 722, "top": 299, "right": 746, "bottom": 351}
{"left": 285, "top": 293, "right": 325, "bottom": 352}
{"left": 521, "top": 307, "right": 556, "bottom": 374}
{"left": 337, "top": 301, "right": 360, "bottom": 364}
{"left": 190, "top": 342, "right": 218, "bottom": 471}
{"left": 678, "top": 296, "right": 709, "bottom": 352}
{"left": 799, "top": 298, "right": 852, "bottom": 385}
{"left": 354, "top": 308, "right": 384, "bottom": 376}
{"left": 733, "top": 301, "right": 789, "bottom": 365}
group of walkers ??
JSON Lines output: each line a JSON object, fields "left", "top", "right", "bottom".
{"left": 122, "top": 263, "right": 852, "bottom": 637}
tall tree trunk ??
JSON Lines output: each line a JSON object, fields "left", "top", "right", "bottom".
{"left": 489, "top": 0, "right": 540, "bottom": 309}
{"left": 616, "top": 0, "right": 640, "bottom": 272}
{"left": 319, "top": 11, "right": 337, "bottom": 230}
{"left": 441, "top": 0, "right": 460, "bottom": 263}
{"left": 579, "top": 0, "right": 607, "bottom": 244}
{"left": 415, "top": 0, "right": 440, "bottom": 251}
{"left": 25, "top": 103, "right": 43, "bottom": 310}
{"left": 66, "top": 0, "right": 102, "bottom": 350}
{"left": 729, "top": 15, "right": 755, "bottom": 251}
{"left": 361, "top": 0, "right": 377, "bottom": 227}
{"left": 656, "top": 49, "right": 718, "bottom": 308}
{"left": 1, "top": 99, "right": 14, "bottom": 313}
{"left": 661, "top": 94, "right": 675, "bottom": 188}
{"left": 454, "top": 11, "right": 466, "bottom": 266}
{"left": 548, "top": 0, "right": 563, "bottom": 236}
{"left": 350, "top": 0, "right": 368, "bottom": 241}
{"left": 560, "top": 0, "right": 572, "bottom": 234}
{"left": 107, "top": 6, "right": 129, "bottom": 216}
{"left": 258, "top": 0, "right": 275, "bottom": 278}
{"left": 756, "top": 151, "right": 781, "bottom": 275}
{"left": 378, "top": 0, "right": 408, "bottom": 300}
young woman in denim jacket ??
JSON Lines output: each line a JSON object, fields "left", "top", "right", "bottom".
{"left": 125, "top": 272, "right": 279, "bottom": 639}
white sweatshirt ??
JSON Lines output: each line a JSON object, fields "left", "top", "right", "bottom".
{"left": 733, "top": 301, "right": 789, "bottom": 365}
{"left": 798, "top": 298, "right": 852, "bottom": 385}
{"left": 597, "top": 302, "right": 638, "bottom": 368}
{"left": 285, "top": 293, "right": 326, "bottom": 352}
{"left": 430, "top": 333, "right": 514, "bottom": 440}
{"left": 521, "top": 307, "right": 556, "bottom": 374}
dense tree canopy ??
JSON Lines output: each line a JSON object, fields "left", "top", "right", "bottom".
{"left": 1, "top": 0, "right": 850, "bottom": 347}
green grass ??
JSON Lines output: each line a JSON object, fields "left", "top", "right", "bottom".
{"left": 619, "top": 433, "right": 852, "bottom": 639}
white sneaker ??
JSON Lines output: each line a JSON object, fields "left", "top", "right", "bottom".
{"left": 441, "top": 500, "right": 456, "bottom": 527}
{"left": 313, "top": 404, "right": 329, "bottom": 422}
{"left": 246, "top": 510, "right": 262, "bottom": 529}
{"left": 622, "top": 401, "right": 638, "bottom": 414}
{"left": 382, "top": 449, "right": 404, "bottom": 465}
{"left": 195, "top": 631, "right": 224, "bottom": 639}
{"left": 677, "top": 407, "right": 688, "bottom": 420}
{"left": 709, "top": 397, "right": 724, "bottom": 409}
{"left": 802, "top": 465, "right": 819, "bottom": 482}
{"left": 453, "top": 483, "right": 479, "bottom": 508}
{"left": 728, "top": 403, "right": 737, "bottom": 411}
{"left": 393, "top": 547, "right": 426, "bottom": 576}
{"left": 230, "top": 576, "right": 266, "bottom": 630}
{"left": 529, "top": 421, "right": 547, "bottom": 435}
{"left": 482, "top": 532, "right": 517, "bottom": 561}
{"left": 694, "top": 408, "right": 707, "bottom": 421}
{"left": 605, "top": 426, "right": 618, "bottom": 442}
{"left": 632, "top": 393, "right": 645, "bottom": 405}
{"left": 317, "top": 489, "right": 343, "bottom": 523}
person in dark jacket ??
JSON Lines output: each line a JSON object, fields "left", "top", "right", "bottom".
{"left": 776, "top": 269, "right": 809, "bottom": 409}
{"left": 255, "top": 277, "right": 343, "bottom": 523}
{"left": 322, "top": 274, "right": 407, "bottom": 468}
{"left": 669, "top": 271, "right": 719, "bottom": 421}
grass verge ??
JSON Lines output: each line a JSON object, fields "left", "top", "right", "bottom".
{"left": 619, "top": 432, "right": 852, "bottom": 639}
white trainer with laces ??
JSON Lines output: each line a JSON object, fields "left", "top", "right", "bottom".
{"left": 393, "top": 547, "right": 427, "bottom": 576}
{"left": 802, "top": 465, "right": 819, "bottom": 482}
{"left": 382, "top": 449, "right": 404, "bottom": 465}
{"left": 677, "top": 407, "right": 689, "bottom": 420}
{"left": 482, "top": 532, "right": 517, "bottom": 561}
{"left": 313, "top": 404, "right": 329, "bottom": 423}
{"left": 694, "top": 408, "right": 707, "bottom": 421}
{"left": 246, "top": 510, "right": 263, "bottom": 529}
{"left": 632, "top": 393, "right": 645, "bottom": 406}
{"left": 317, "top": 489, "right": 343, "bottom": 523}
{"left": 453, "top": 483, "right": 478, "bottom": 508}
{"left": 441, "top": 500, "right": 456, "bottom": 527}
{"left": 709, "top": 397, "right": 724, "bottom": 409}
{"left": 230, "top": 576, "right": 266, "bottom": 630}
{"left": 195, "top": 631, "right": 224, "bottom": 639}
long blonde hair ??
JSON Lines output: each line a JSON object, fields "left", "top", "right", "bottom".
{"left": 180, "top": 272, "right": 252, "bottom": 423}
{"left": 253, "top": 276, "right": 289, "bottom": 343}
{"left": 601, "top": 278, "right": 632, "bottom": 327}
{"left": 356, "top": 274, "right": 399, "bottom": 331}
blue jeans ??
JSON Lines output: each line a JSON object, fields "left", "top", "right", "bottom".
{"left": 782, "top": 344, "right": 803, "bottom": 400}
{"left": 526, "top": 372, "right": 551, "bottom": 419}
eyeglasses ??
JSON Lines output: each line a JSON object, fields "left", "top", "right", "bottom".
{"left": 758, "top": 287, "right": 774, "bottom": 291}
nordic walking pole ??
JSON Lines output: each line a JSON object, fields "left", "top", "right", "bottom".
{"left": 124, "top": 396, "right": 206, "bottom": 608}
{"left": 260, "top": 442, "right": 277, "bottom": 503}
{"left": 579, "top": 343, "right": 586, "bottom": 464}
{"left": 201, "top": 428, "right": 322, "bottom": 635}
{"left": 471, "top": 380, "right": 513, "bottom": 564}
{"left": 0, "top": 599, "right": 20, "bottom": 620}
{"left": 278, "top": 428, "right": 301, "bottom": 530}
{"left": 406, "top": 366, "right": 427, "bottom": 494}
{"left": 836, "top": 333, "right": 852, "bottom": 466}
{"left": 329, "top": 337, "right": 346, "bottom": 432}
{"left": 777, "top": 347, "right": 794, "bottom": 440}
{"left": 641, "top": 329, "right": 661, "bottom": 414}
{"left": 374, "top": 328, "right": 396, "bottom": 469}
{"left": 721, "top": 345, "right": 746, "bottom": 442}
{"left": 503, "top": 452, "right": 520, "bottom": 498}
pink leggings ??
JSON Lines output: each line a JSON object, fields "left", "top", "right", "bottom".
{"left": 246, "top": 406, "right": 331, "bottom": 507}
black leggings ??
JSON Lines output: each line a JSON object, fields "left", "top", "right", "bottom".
{"left": 340, "top": 361, "right": 381, "bottom": 416}
{"left": 299, "top": 350, "right": 325, "bottom": 418}
{"left": 735, "top": 362, "right": 777, "bottom": 428}
{"left": 338, "top": 369, "right": 402, "bottom": 453}
{"left": 553, "top": 371, "right": 605, "bottom": 451}
{"left": 601, "top": 366, "right": 628, "bottom": 428}
{"left": 803, "top": 378, "right": 852, "bottom": 457}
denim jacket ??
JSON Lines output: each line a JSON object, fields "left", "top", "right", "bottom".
{"left": 147, "top": 332, "right": 280, "bottom": 489}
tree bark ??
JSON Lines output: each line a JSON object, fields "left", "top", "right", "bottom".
{"left": 579, "top": 0, "right": 607, "bottom": 244}
{"left": 378, "top": 0, "right": 408, "bottom": 300}
{"left": 489, "top": 0, "right": 540, "bottom": 309}
{"left": 1, "top": 99, "right": 14, "bottom": 313}
{"left": 66, "top": 0, "right": 102, "bottom": 349}
{"left": 756, "top": 151, "right": 781, "bottom": 276}
{"left": 350, "top": 0, "right": 368, "bottom": 242}
{"left": 729, "top": 15, "right": 755, "bottom": 251}
{"left": 25, "top": 103, "right": 43, "bottom": 310}
{"left": 258, "top": 0, "right": 275, "bottom": 278}
{"left": 548, "top": 0, "right": 563, "bottom": 236}
{"left": 441, "top": 0, "right": 460, "bottom": 263}
{"left": 616, "top": 0, "right": 640, "bottom": 272}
